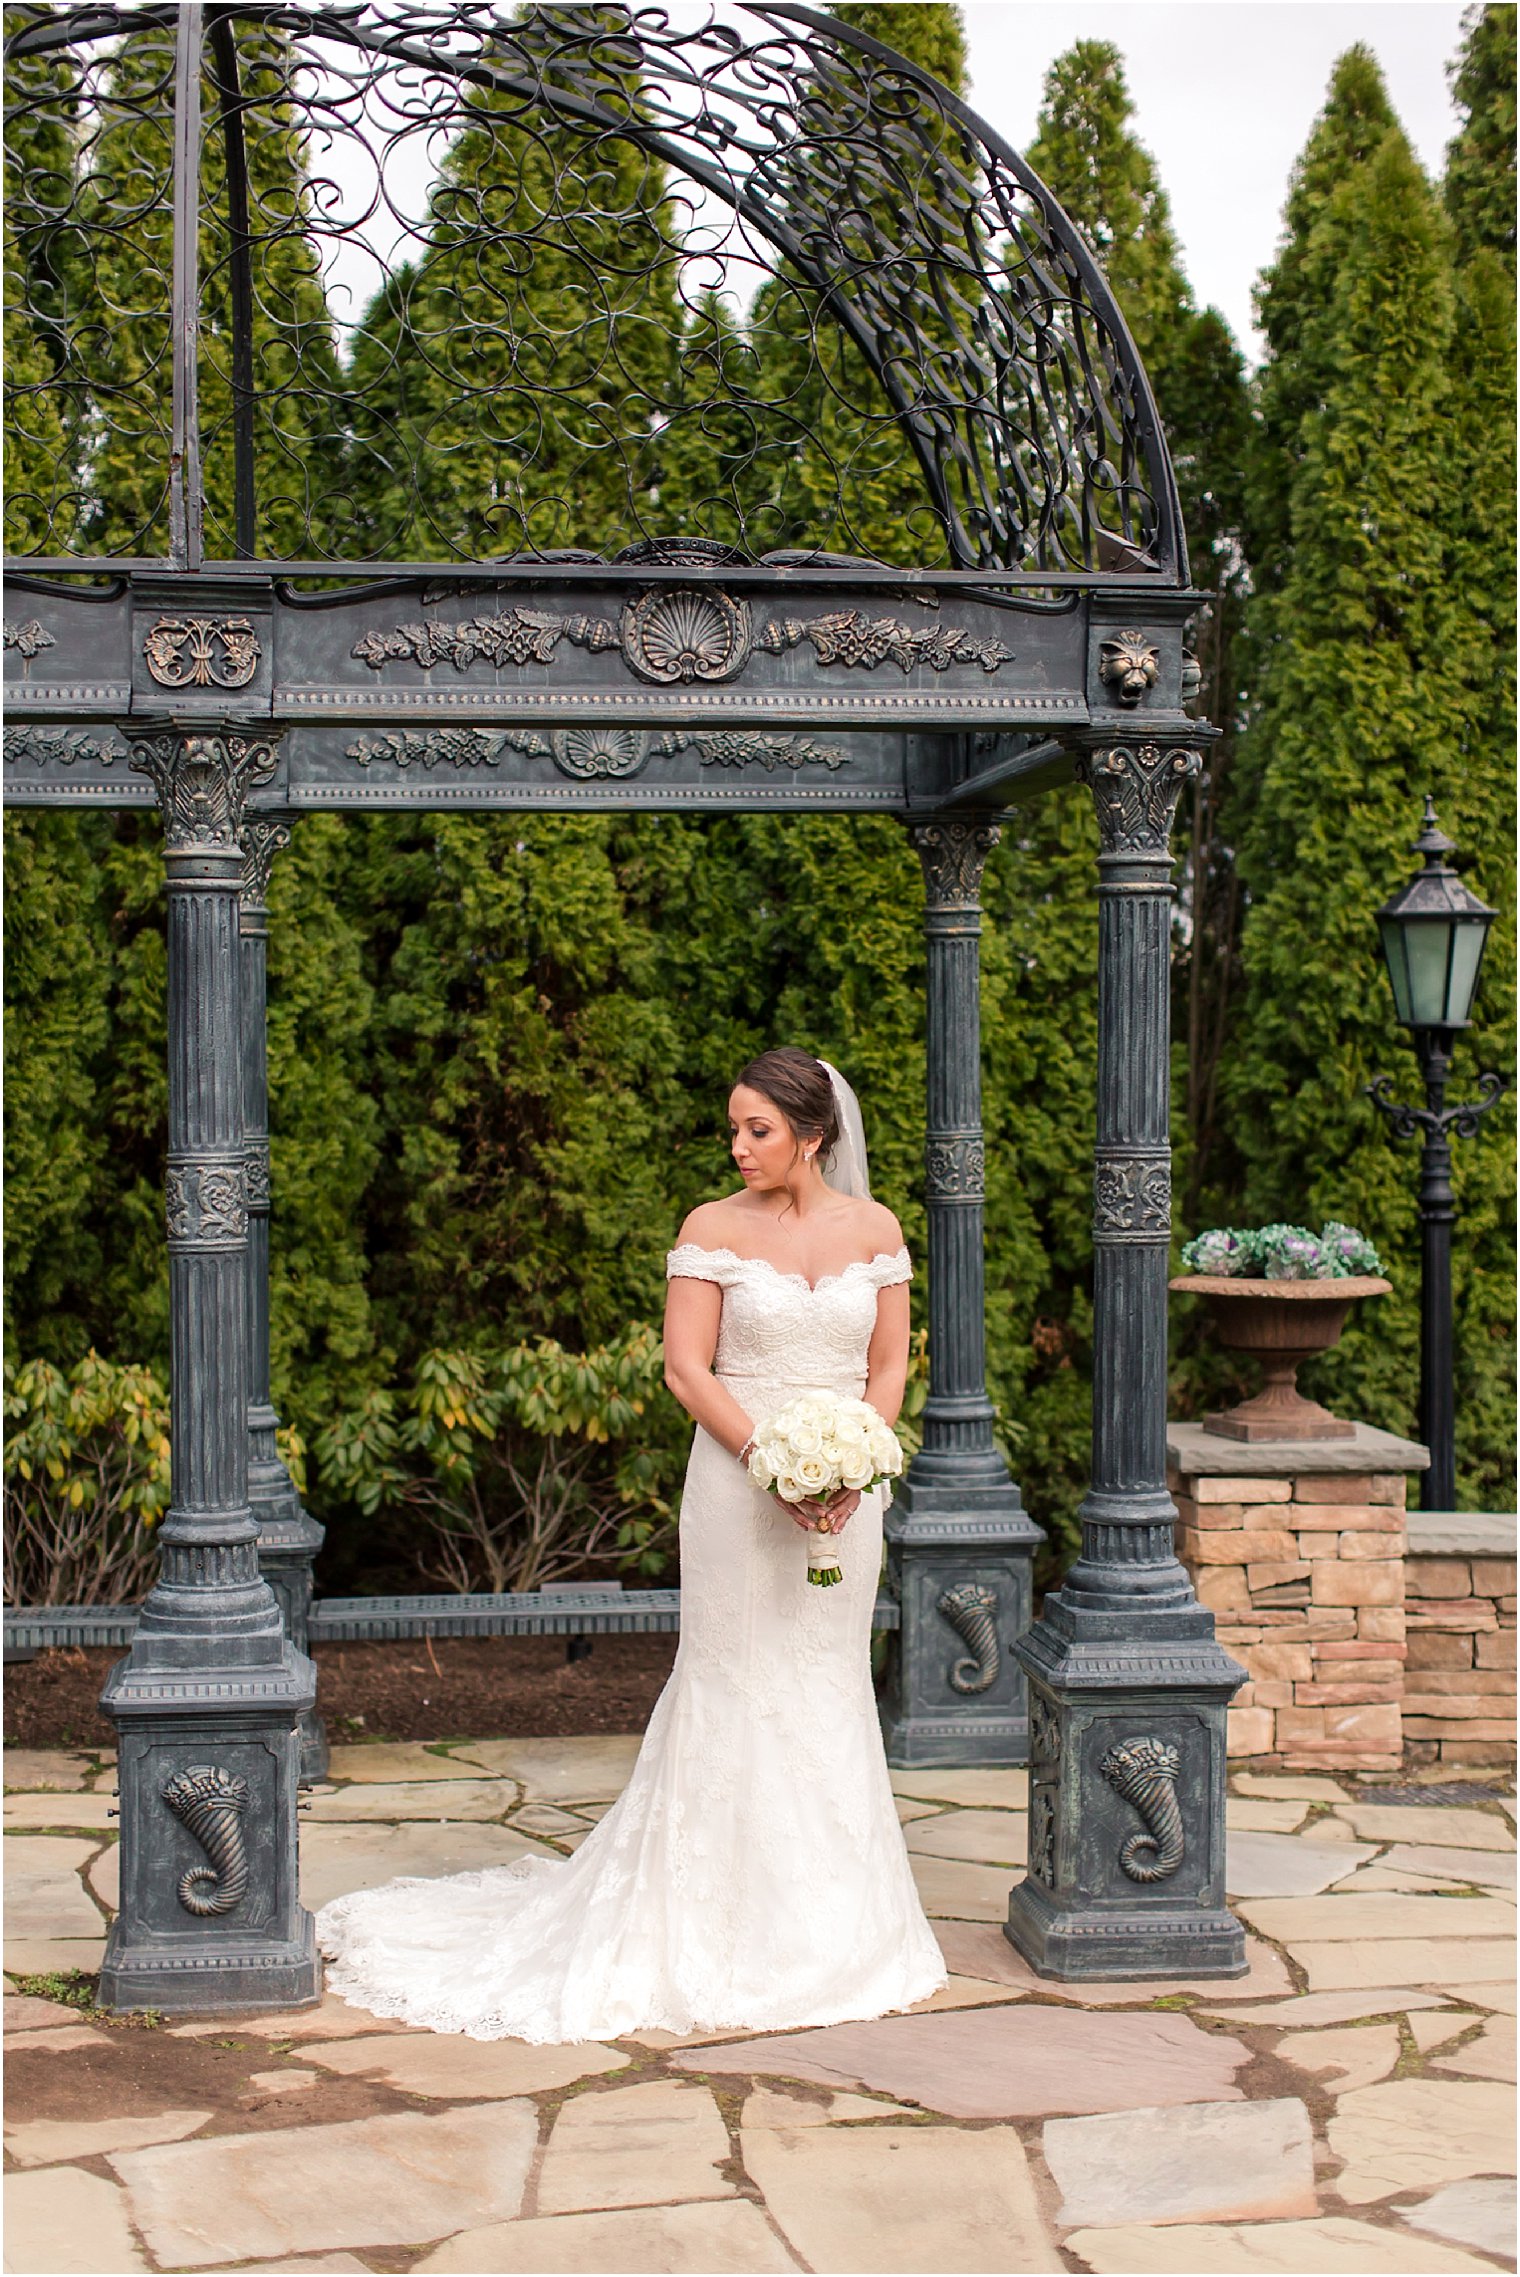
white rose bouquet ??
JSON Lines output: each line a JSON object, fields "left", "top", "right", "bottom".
{"left": 745, "top": 1392, "right": 904, "bottom": 1586}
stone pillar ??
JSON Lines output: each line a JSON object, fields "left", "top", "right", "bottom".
{"left": 98, "top": 723, "right": 319, "bottom": 2015}
{"left": 240, "top": 817, "right": 327, "bottom": 1784}
{"left": 1006, "top": 743, "right": 1247, "bottom": 1980}
{"left": 1169, "top": 1421, "right": 1427, "bottom": 1773}
{"left": 879, "top": 816, "right": 1044, "bottom": 1766}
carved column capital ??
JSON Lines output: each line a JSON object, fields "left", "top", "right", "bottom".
{"left": 909, "top": 816, "right": 1001, "bottom": 909}
{"left": 1075, "top": 744, "right": 1203, "bottom": 856}
{"left": 125, "top": 722, "right": 281, "bottom": 857}
{"left": 239, "top": 814, "right": 292, "bottom": 913}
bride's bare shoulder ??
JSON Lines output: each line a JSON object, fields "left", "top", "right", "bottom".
{"left": 843, "top": 1197, "right": 905, "bottom": 1254}
{"left": 674, "top": 1195, "right": 752, "bottom": 1250}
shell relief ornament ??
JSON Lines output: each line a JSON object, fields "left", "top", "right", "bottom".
{"left": 620, "top": 587, "right": 752, "bottom": 685}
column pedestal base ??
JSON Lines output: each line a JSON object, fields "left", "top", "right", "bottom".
{"left": 1003, "top": 1598, "right": 1247, "bottom": 1980}
{"left": 98, "top": 1643, "right": 321, "bottom": 2015}
{"left": 252, "top": 1456, "right": 329, "bottom": 1784}
{"left": 879, "top": 1464, "right": 1044, "bottom": 1767}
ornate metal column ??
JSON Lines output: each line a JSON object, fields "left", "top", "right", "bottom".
{"left": 98, "top": 723, "right": 319, "bottom": 2014}
{"left": 240, "top": 817, "right": 327, "bottom": 1782}
{"left": 1005, "top": 744, "right": 1246, "bottom": 1979}
{"left": 880, "top": 816, "right": 1044, "bottom": 1765}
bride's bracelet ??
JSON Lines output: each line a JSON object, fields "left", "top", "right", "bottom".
{"left": 737, "top": 1434, "right": 758, "bottom": 1470}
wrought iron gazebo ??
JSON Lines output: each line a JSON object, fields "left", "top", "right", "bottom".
{"left": 4, "top": 0, "right": 1247, "bottom": 2010}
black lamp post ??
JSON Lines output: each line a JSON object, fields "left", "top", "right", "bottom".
{"left": 1368, "top": 798, "right": 1505, "bottom": 1513}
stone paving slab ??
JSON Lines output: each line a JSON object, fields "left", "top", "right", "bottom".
{"left": 1274, "top": 2024, "right": 1401, "bottom": 2095}
{"left": 741, "top": 2086, "right": 917, "bottom": 2127}
{"left": 1431, "top": 1979, "right": 1517, "bottom": 2012}
{"left": 673, "top": 2004, "right": 1250, "bottom": 2119}
{"left": 4, "top": 1834, "right": 109, "bottom": 1939}
{"left": 933, "top": 1918, "right": 1294, "bottom": 2004}
{"left": 323, "top": 1744, "right": 500, "bottom": 1784}
{"left": 1042, "top": 2097, "right": 1316, "bottom": 2228}
{"left": 300, "top": 2031, "right": 628, "bottom": 2099}
{"left": 1328, "top": 1864, "right": 1487, "bottom": 1894}
{"left": 1237, "top": 1892, "right": 1515, "bottom": 1942}
{"left": 0, "top": 1749, "right": 99, "bottom": 1793}
{"left": 888, "top": 1767, "right": 1028, "bottom": 1809}
{"left": 4, "top": 1992, "right": 86, "bottom": 2032}
{"left": 2, "top": 1793, "right": 118, "bottom": 1832}
{"left": 110, "top": 2102, "right": 539, "bottom": 2266}
{"left": 297, "top": 1821, "right": 558, "bottom": 1913}
{"left": 301, "top": 1780, "right": 517, "bottom": 1823}
{"left": 1234, "top": 1773, "right": 1348, "bottom": 1801}
{"left": 5, "top": 2106, "right": 212, "bottom": 2168}
{"left": 1296, "top": 1939, "right": 1516, "bottom": 1991}
{"left": 901, "top": 1807, "right": 1027, "bottom": 1866}
{"left": 1, "top": 1934, "right": 107, "bottom": 1977}
{"left": 1430, "top": 2015, "right": 1516, "bottom": 2081}
{"left": 1201, "top": 1987, "right": 1463, "bottom": 2028}
{"left": 3, "top": 2022, "right": 114, "bottom": 2055}
{"left": 906, "top": 1853, "right": 1015, "bottom": 1920}
{"left": 169, "top": 1992, "right": 419, "bottom": 2041}
{"left": 1408, "top": 2012, "right": 1476, "bottom": 2052}
{"left": 1386, "top": 1840, "right": 1518, "bottom": 1889}
{"left": 1226, "top": 1799, "right": 1313, "bottom": 1832}
{"left": 449, "top": 1735, "right": 641, "bottom": 1800}
{"left": 1327, "top": 2076, "right": 1516, "bottom": 2203}
{"left": 537, "top": 2079, "right": 733, "bottom": 2214}
{"left": 414, "top": 2200, "right": 801, "bottom": 2273}
{"left": 228, "top": 2259, "right": 374, "bottom": 2274}
{"left": 1332, "top": 1803, "right": 1514, "bottom": 1849}
{"left": 2, "top": 2167, "right": 150, "bottom": 2273}
{"left": 1398, "top": 2177, "right": 1517, "bottom": 2258}
{"left": 1226, "top": 1830, "right": 1375, "bottom": 1897}
{"left": 740, "top": 2118, "right": 1060, "bottom": 2273}
{"left": 1064, "top": 2215, "right": 1500, "bottom": 2272}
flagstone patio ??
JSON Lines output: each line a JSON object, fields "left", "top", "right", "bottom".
{"left": 4, "top": 1741, "right": 1515, "bottom": 2275}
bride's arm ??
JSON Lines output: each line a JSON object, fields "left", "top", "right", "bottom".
{"left": 662, "top": 1277, "right": 756, "bottom": 1460}
{"left": 864, "top": 1282, "right": 910, "bottom": 1427}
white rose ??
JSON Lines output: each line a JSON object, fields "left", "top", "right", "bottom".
{"left": 775, "top": 1472, "right": 806, "bottom": 1505}
{"left": 788, "top": 1419, "right": 824, "bottom": 1456}
{"left": 839, "top": 1451, "right": 875, "bottom": 1490}
{"left": 759, "top": 1437, "right": 789, "bottom": 1475}
{"left": 794, "top": 1453, "right": 832, "bottom": 1496}
{"left": 748, "top": 1445, "right": 774, "bottom": 1487}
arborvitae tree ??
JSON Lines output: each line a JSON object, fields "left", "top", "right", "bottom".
{"left": 1218, "top": 77, "right": 1513, "bottom": 1504}
{"left": 1444, "top": 1, "right": 1516, "bottom": 260}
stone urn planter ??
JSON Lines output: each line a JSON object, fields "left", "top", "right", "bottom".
{"left": 1169, "top": 1275, "right": 1393, "bottom": 1442}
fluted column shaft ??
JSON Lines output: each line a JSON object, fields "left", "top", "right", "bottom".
{"left": 912, "top": 818, "right": 1001, "bottom": 1475}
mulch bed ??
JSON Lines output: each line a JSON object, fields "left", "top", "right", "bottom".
{"left": 3, "top": 1634, "right": 680, "bottom": 1751}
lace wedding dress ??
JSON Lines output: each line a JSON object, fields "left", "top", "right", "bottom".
{"left": 316, "top": 1242, "right": 947, "bottom": 2042}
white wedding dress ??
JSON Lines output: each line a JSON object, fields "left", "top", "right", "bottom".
{"left": 316, "top": 1241, "right": 947, "bottom": 2042}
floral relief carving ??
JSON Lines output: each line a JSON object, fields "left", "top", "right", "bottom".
{"left": 925, "top": 1135, "right": 985, "bottom": 1199}
{"left": 654, "top": 729, "right": 846, "bottom": 773}
{"left": 142, "top": 616, "right": 262, "bottom": 690}
{"left": 165, "top": 1161, "right": 248, "bottom": 1247}
{"left": 1093, "top": 1155, "right": 1171, "bottom": 1236}
{"left": 351, "top": 607, "right": 617, "bottom": 672}
{"left": 239, "top": 817, "right": 291, "bottom": 907}
{"left": 760, "top": 611, "right": 1011, "bottom": 674}
{"left": 3, "top": 618, "right": 56, "bottom": 660}
{"left": 1030, "top": 1691, "right": 1061, "bottom": 1767}
{"left": 346, "top": 726, "right": 846, "bottom": 778}
{"left": 910, "top": 817, "right": 1001, "bottom": 906}
{"left": 5, "top": 726, "right": 125, "bottom": 768}
{"left": 1029, "top": 1788, "right": 1056, "bottom": 1884}
{"left": 1075, "top": 744, "right": 1202, "bottom": 854}
{"left": 128, "top": 730, "right": 281, "bottom": 853}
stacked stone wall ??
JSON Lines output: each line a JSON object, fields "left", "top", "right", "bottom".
{"left": 1172, "top": 1467, "right": 1408, "bottom": 1772}
{"left": 1405, "top": 1526, "right": 1517, "bottom": 1769}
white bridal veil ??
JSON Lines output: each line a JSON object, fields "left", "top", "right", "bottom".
{"left": 817, "top": 1059, "right": 871, "bottom": 1199}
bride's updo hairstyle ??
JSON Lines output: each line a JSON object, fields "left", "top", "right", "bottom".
{"left": 734, "top": 1047, "right": 840, "bottom": 1166}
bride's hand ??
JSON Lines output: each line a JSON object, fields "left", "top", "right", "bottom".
{"left": 816, "top": 1487, "right": 861, "bottom": 1535}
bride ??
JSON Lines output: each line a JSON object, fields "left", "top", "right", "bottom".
{"left": 317, "top": 1046, "right": 948, "bottom": 2041}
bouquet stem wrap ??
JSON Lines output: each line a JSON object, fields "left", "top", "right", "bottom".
{"left": 745, "top": 1393, "right": 904, "bottom": 1589}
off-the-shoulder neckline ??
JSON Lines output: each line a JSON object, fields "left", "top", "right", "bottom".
{"left": 667, "top": 1242, "right": 909, "bottom": 1296}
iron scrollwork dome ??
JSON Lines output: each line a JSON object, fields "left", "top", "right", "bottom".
{"left": 4, "top": 1, "right": 1186, "bottom": 582}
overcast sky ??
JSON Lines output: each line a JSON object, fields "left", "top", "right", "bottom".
{"left": 956, "top": 2, "right": 1470, "bottom": 359}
